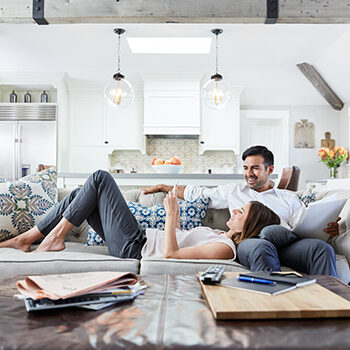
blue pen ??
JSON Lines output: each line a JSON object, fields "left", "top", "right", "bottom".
{"left": 237, "top": 276, "right": 276, "bottom": 285}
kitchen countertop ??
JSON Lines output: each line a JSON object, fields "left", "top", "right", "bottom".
{"left": 57, "top": 172, "right": 278, "bottom": 188}
{"left": 58, "top": 172, "right": 278, "bottom": 179}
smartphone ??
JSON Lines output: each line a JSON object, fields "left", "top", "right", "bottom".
{"left": 172, "top": 180, "right": 179, "bottom": 194}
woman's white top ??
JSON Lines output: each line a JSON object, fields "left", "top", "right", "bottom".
{"left": 141, "top": 226, "right": 236, "bottom": 260}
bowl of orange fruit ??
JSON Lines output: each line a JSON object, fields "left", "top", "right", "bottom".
{"left": 152, "top": 157, "right": 184, "bottom": 174}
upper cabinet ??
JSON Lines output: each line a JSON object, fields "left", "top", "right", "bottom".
{"left": 143, "top": 78, "right": 201, "bottom": 135}
{"left": 199, "top": 87, "right": 242, "bottom": 154}
{"left": 104, "top": 91, "right": 145, "bottom": 153}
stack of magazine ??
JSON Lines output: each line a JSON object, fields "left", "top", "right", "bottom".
{"left": 16, "top": 271, "right": 146, "bottom": 312}
{"left": 221, "top": 271, "right": 316, "bottom": 295}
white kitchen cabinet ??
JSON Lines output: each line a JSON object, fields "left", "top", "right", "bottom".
{"left": 199, "top": 93, "right": 241, "bottom": 154}
{"left": 69, "top": 92, "right": 105, "bottom": 147}
{"left": 104, "top": 95, "right": 145, "bottom": 153}
{"left": 143, "top": 79, "right": 201, "bottom": 135}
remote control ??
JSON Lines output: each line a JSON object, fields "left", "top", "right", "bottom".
{"left": 199, "top": 265, "right": 226, "bottom": 285}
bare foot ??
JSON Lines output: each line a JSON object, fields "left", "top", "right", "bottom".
{"left": 33, "top": 234, "right": 66, "bottom": 253}
{"left": 0, "top": 235, "right": 32, "bottom": 252}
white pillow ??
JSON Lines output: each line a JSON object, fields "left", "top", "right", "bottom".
{"left": 0, "top": 168, "right": 57, "bottom": 241}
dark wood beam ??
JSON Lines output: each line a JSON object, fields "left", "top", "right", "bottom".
{"left": 1, "top": 0, "right": 350, "bottom": 24}
{"left": 297, "top": 62, "right": 344, "bottom": 111}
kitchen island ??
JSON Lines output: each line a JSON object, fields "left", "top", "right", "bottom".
{"left": 58, "top": 172, "right": 278, "bottom": 189}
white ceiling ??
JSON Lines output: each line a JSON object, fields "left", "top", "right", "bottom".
{"left": 1, "top": 23, "right": 350, "bottom": 105}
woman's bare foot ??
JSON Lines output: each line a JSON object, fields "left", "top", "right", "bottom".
{"left": 0, "top": 226, "right": 44, "bottom": 252}
{"left": 33, "top": 235, "right": 66, "bottom": 252}
{"left": 33, "top": 217, "right": 73, "bottom": 253}
{"left": 0, "top": 235, "right": 31, "bottom": 252}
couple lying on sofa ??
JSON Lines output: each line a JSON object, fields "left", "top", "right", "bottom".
{"left": 0, "top": 146, "right": 339, "bottom": 277}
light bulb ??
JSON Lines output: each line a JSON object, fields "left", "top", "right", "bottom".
{"left": 201, "top": 78, "right": 231, "bottom": 110}
{"left": 104, "top": 77, "right": 135, "bottom": 108}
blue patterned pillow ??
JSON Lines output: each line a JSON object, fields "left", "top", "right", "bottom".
{"left": 86, "top": 226, "right": 106, "bottom": 246}
{"left": 0, "top": 168, "right": 57, "bottom": 241}
{"left": 86, "top": 198, "right": 209, "bottom": 246}
{"left": 297, "top": 191, "right": 316, "bottom": 207}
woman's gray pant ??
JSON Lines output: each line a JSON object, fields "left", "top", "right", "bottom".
{"left": 37, "top": 170, "right": 146, "bottom": 259}
{"left": 236, "top": 225, "right": 338, "bottom": 277}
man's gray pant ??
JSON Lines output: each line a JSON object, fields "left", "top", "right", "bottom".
{"left": 37, "top": 170, "right": 146, "bottom": 259}
{"left": 237, "top": 225, "right": 338, "bottom": 277}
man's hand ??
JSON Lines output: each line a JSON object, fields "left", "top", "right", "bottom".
{"left": 141, "top": 184, "right": 172, "bottom": 194}
{"left": 141, "top": 184, "right": 186, "bottom": 199}
{"left": 324, "top": 217, "right": 341, "bottom": 239}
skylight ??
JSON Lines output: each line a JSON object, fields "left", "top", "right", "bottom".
{"left": 127, "top": 37, "right": 212, "bottom": 54}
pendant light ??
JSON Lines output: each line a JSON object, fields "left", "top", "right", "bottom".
{"left": 201, "top": 29, "right": 232, "bottom": 110}
{"left": 105, "top": 28, "right": 135, "bottom": 108}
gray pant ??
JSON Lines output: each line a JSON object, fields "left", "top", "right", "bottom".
{"left": 37, "top": 170, "right": 146, "bottom": 259}
{"left": 237, "top": 225, "right": 338, "bottom": 277}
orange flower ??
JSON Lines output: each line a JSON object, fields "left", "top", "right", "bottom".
{"left": 327, "top": 150, "right": 335, "bottom": 158}
{"left": 318, "top": 149, "right": 327, "bottom": 158}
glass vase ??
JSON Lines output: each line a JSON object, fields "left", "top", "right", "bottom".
{"left": 330, "top": 167, "right": 338, "bottom": 179}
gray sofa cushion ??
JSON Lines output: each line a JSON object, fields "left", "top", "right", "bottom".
{"left": 0, "top": 242, "right": 139, "bottom": 278}
{"left": 140, "top": 258, "right": 249, "bottom": 275}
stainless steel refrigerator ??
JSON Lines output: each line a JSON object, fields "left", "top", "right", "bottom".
{"left": 0, "top": 104, "right": 57, "bottom": 181}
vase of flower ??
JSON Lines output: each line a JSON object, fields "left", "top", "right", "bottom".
{"left": 318, "top": 146, "right": 348, "bottom": 178}
{"left": 330, "top": 167, "right": 338, "bottom": 178}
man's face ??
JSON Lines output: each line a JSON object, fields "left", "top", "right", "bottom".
{"left": 243, "top": 155, "right": 274, "bottom": 191}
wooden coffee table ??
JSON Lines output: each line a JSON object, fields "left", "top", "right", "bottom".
{"left": 0, "top": 274, "right": 350, "bottom": 350}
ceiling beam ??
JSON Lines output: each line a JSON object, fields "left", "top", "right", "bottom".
{"left": 297, "top": 62, "right": 344, "bottom": 111}
{"left": 1, "top": 0, "right": 350, "bottom": 24}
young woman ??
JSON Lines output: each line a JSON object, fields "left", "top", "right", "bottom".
{"left": 0, "top": 170, "right": 280, "bottom": 260}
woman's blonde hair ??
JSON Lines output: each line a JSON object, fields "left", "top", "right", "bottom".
{"left": 232, "top": 201, "right": 280, "bottom": 245}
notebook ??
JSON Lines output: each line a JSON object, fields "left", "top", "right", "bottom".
{"left": 221, "top": 272, "right": 316, "bottom": 296}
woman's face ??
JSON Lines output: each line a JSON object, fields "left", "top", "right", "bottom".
{"left": 226, "top": 203, "right": 251, "bottom": 233}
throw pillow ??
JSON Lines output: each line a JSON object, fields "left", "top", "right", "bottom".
{"left": 86, "top": 198, "right": 209, "bottom": 246}
{"left": 86, "top": 226, "right": 106, "bottom": 246}
{"left": 297, "top": 189, "right": 316, "bottom": 207}
{"left": 0, "top": 168, "right": 58, "bottom": 241}
{"left": 128, "top": 197, "right": 209, "bottom": 230}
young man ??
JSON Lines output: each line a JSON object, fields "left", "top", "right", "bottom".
{"left": 142, "top": 145, "right": 339, "bottom": 276}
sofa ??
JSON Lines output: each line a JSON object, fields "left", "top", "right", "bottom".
{"left": 0, "top": 186, "right": 350, "bottom": 283}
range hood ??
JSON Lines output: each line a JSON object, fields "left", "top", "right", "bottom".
{"left": 143, "top": 77, "right": 201, "bottom": 136}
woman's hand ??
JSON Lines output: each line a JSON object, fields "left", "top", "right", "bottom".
{"left": 163, "top": 185, "right": 180, "bottom": 217}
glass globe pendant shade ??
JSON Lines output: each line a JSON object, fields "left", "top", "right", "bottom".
{"left": 104, "top": 74, "right": 135, "bottom": 108}
{"left": 201, "top": 76, "right": 232, "bottom": 110}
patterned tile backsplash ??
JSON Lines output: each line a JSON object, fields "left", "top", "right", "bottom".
{"left": 108, "top": 138, "right": 237, "bottom": 174}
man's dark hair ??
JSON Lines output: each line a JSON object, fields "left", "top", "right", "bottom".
{"left": 242, "top": 145, "right": 274, "bottom": 167}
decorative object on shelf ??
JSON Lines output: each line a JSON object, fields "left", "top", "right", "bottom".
{"left": 201, "top": 28, "right": 232, "bottom": 110}
{"left": 318, "top": 145, "right": 348, "bottom": 178}
{"left": 40, "top": 90, "right": 48, "bottom": 103}
{"left": 9, "top": 90, "right": 17, "bottom": 103}
{"left": 294, "top": 119, "right": 315, "bottom": 148}
{"left": 104, "top": 28, "right": 134, "bottom": 108}
{"left": 24, "top": 91, "right": 31, "bottom": 103}
{"left": 321, "top": 131, "right": 335, "bottom": 149}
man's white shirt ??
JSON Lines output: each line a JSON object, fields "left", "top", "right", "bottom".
{"left": 184, "top": 182, "right": 305, "bottom": 230}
